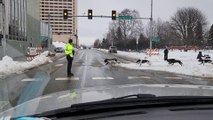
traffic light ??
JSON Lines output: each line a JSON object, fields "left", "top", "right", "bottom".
{"left": 88, "top": 9, "right": 93, "bottom": 19}
{"left": 63, "top": 9, "right": 68, "bottom": 20}
{"left": 112, "top": 10, "right": 116, "bottom": 20}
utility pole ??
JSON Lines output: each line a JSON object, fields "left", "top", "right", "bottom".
{"left": 48, "top": 13, "right": 51, "bottom": 55}
{"left": 1, "top": 0, "right": 6, "bottom": 56}
{"left": 150, "top": 0, "right": 153, "bottom": 50}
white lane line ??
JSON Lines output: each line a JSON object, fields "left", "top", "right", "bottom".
{"left": 128, "top": 76, "right": 151, "bottom": 79}
{"left": 164, "top": 77, "right": 183, "bottom": 80}
{"left": 21, "top": 78, "right": 37, "bottom": 82}
{"left": 57, "top": 94, "right": 69, "bottom": 99}
{"left": 40, "top": 95, "right": 52, "bottom": 100}
{"left": 81, "top": 54, "right": 88, "bottom": 88}
{"left": 55, "top": 64, "right": 63, "bottom": 67}
{"left": 92, "top": 77, "right": 114, "bottom": 80}
{"left": 59, "top": 57, "right": 66, "bottom": 61}
{"left": 195, "top": 78, "right": 202, "bottom": 80}
{"left": 55, "top": 77, "right": 79, "bottom": 81}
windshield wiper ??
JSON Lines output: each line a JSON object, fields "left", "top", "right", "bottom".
{"left": 15, "top": 95, "right": 213, "bottom": 119}
{"left": 112, "top": 94, "right": 156, "bottom": 99}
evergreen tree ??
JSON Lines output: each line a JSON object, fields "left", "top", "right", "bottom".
{"left": 209, "top": 24, "right": 213, "bottom": 47}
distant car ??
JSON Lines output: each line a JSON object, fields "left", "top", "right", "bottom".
{"left": 55, "top": 47, "right": 64, "bottom": 53}
{"left": 109, "top": 46, "right": 117, "bottom": 53}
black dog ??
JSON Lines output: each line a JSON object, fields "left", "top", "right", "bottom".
{"left": 166, "top": 59, "right": 183, "bottom": 66}
{"left": 104, "top": 58, "right": 119, "bottom": 65}
{"left": 198, "top": 55, "right": 212, "bottom": 65}
{"left": 136, "top": 59, "right": 151, "bottom": 66}
{"left": 198, "top": 58, "right": 212, "bottom": 65}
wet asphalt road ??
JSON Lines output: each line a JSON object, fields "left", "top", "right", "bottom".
{"left": 42, "top": 49, "right": 213, "bottom": 95}
{"left": 1, "top": 49, "right": 213, "bottom": 108}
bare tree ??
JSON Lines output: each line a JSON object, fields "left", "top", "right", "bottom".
{"left": 145, "top": 18, "right": 181, "bottom": 48}
{"left": 170, "top": 7, "right": 207, "bottom": 45}
{"left": 118, "top": 9, "right": 143, "bottom": 40}
{"left": 104, "top": 9, "right": 144, "bottom": 50}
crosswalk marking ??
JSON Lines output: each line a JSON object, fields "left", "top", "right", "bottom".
{"left": 128, "top": 76, "right": 151, "bottom": 79}
{"left": 55, "top": 77, "right": 79, "bottom": 81}
{"left": 195, "top": 78, "right": 202, "bottom": 80}
{"left": 164, "top": 77, "right": 183, "bottom": 80}
{"left": 21, "top": 78, "right": 37, "bottom": 82}
{"left": 92, "top": 77, "right": 114, "bottom": 80}
{"left": 58, "top": 94, "right": 69, "bottom": 99}
{"left": 59, "top": 57, "right": 66, "bottom": 61}
{"left": 55, "top": 64, "right": 63, "bottom": 67}
{"left": 40, "top": 95, "right": 52, "bottom": 100}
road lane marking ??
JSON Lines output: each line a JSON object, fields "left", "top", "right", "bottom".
{"left": 59, "top": 57, "right": 66, "bottom": 61}
{"left": 164, "top": 77, "right": 183, "bottom": 80}
{"left": 40, "top": 95, "right": 52, "bottom": 100}
{"left": 55, "top": 77, "right": 79, "bottom": 81}
{"left": 55, "top": 64, "right": 63, "bottom": 67}
{"left": 21, "top": 78, "right": 37, "bottom": 82}
{"left": 58, "top": 94, "right": 69, "bottom": 99}
{"left": 195, "top": 78, "right": 202, "bottom": 80}
{"left": 92, "top": 77, "right": 114, "bottom": 80}
{"left": 128, "top": 76, "right": 151, "bottom": 79}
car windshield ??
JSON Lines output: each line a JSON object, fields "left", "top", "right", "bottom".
{"left": 0, "top": 0, "right": 213, "bottom": 118}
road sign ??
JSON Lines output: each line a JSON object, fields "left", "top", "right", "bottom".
{"left": 151, "top": 38, "right": 160, "bottom": 42}
{"left": 118, "top": 16, "right": 133, "bottom": 20}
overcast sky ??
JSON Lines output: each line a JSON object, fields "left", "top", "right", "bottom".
{"left": 78, "top": 0, "right": 213, "bottom": 46}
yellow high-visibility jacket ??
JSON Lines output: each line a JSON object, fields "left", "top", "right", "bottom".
{"left": 65, "top": 43, "right": 74, "bottom": 58}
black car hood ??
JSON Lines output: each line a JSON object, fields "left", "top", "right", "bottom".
{"left": 1, "top": 84, "right": 213, "bottom": 118}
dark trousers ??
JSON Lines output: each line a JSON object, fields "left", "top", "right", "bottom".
{"left": 66, "top": 55, "right": 73, "bottom": 75}
{"left": 164, "top": 54, "right": 168, "bottom": 60}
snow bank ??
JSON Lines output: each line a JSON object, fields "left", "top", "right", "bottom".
{"left": 101, "top": 49, "right": 213, "bottom": 77}
{"left": 53, "top": 41, "right": 66, "bottom": 49}
{"left": 0, "top": 51, "right": 52, "bottom": 77}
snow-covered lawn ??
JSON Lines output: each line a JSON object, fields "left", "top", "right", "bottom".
{"left": 100, "top": 49, "right": 213, "bottom": 78}
{"left": 0, "top": 52, "right": 52, "bottom": 78}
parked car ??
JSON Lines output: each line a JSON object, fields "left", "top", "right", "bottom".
{"left": 54, "top": 47, "right": 64, "bottom": 53}
{"left": 109, "top": 46, "right": 117, "bottom": 53}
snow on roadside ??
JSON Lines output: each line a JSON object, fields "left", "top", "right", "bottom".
{"left": 0, "top": 51, "right": 52, "bottom": 77}
{"left": 53, "top": 41, "right": 66, "bottom": 49}
{"left": 100, "top": 49, "right": 213, "bottom": 77}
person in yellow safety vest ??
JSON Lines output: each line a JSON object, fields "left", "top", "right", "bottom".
{"left": 65, "top": 39, "right": 75, "bottom": 77}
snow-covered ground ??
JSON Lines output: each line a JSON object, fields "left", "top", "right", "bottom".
{"left": 100, "top": 49, "right": 213, "bottom": 78}
{"left": 0, "top": 41, "right": 67, "bottom": 78}
{"left": 53, "top": 41, "right": 66, "bottom": 49}
{"left": 0, "top": 51, "right": 52, "bottom": 78}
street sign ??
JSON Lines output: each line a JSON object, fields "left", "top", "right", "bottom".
{"left": 151, "top": 38, "right": 160, "bottom": 42}
{"left": 118, "top": 16, "right": 133, "bottom": 20}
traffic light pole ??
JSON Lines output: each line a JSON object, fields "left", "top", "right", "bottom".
{"left": 1, "top": 1, "right": 6, "bottom": 57}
